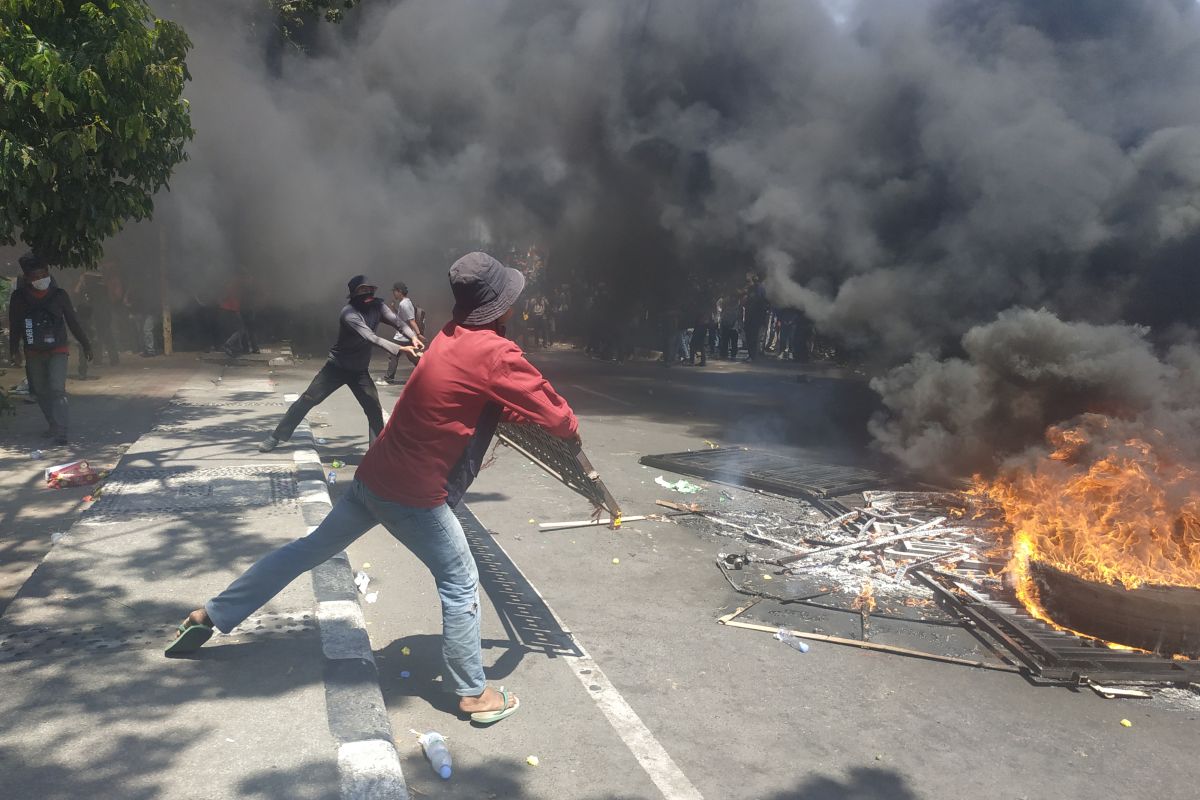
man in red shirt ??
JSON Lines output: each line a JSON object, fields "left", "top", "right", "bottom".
{"left": 167, "top": 252, "right": 579, "bottom": 725}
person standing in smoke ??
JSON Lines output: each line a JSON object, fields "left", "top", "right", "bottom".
{"left": 73, "top": 263, "right": 120, "bottom": 371}
{"left": 169, "top": 252, "right": 582, "bottom": 727}
{"left": 718, "top": 292, "right": 741, "bottom": 360}
{"left": 8, "top": 253, "right": 93, "bottom": 445}
{"left": 744, "top": 275, "right": 769, "bottom": 362}
{"left": 258, "top": 275, "right": 420, "bottom": 452}
{"left": 380, "top": 281, "right": 425, "bottom": 384}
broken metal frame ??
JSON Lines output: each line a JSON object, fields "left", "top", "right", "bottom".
{"left": 912, "top": 570, "right": 1200, "bottom": 684}
{"left": 497, "top": 422, "right": 623, "bottom": 525}
{"left": 638, "top": 448, "right": 888, "bottom": 502}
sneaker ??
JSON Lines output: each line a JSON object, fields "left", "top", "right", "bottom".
{"left": 258, "top": 435, "right": 282, "bottom": 453}
{"left": 375, "top": 379, "right": 390, "bottom": 386}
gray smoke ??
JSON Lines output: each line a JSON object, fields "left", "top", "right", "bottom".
{"left": 869, "top": 309, "right": 1200, "bottom": 477}
{"left": 110, "top": 1, "right": 1200, "bottom": 471}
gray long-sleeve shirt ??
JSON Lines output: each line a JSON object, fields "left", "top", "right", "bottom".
{"left": 329, "top": 299, "right": 402, "bottom": 371}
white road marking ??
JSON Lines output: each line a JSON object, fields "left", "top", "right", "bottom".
{"left": 569, "top": 383, "right": 636, "bottom": 407}
{"left": 285, "top": 393, "right": 300, "bottom": 402}
{"left": 484, "top": 533, "right": 705, "bottom": 800}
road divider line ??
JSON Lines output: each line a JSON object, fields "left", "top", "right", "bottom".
{"left": 481, "top": 528, "right": 704, "bottom": 800}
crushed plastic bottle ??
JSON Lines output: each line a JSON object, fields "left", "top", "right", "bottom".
{"left": 414, "top": 730, "right": 452, "bottom": 779}
{"left": 31, "top": 450, "right": 43, "bottom": 460}
{"left": 774, "top": 628, "right": 810, "bottom": 653}
{"left": 327, "top": 470, "right": 337, "bottom": 484}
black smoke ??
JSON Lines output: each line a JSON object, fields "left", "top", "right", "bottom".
{"left": 114, "top": 0, "right": 1200, "bottom": 472}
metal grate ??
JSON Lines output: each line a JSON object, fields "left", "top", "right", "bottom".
{"left": 639, "top": 448, "right": 889, "bottom": 500}
{"left": 912, "top": 571, "right": 1200, "bottom": 683}
{"left": 86, "top": 465, "right": 298, "bottom": 516}
{"left": 497, "top": 423, "right": 621, "bottom": 517}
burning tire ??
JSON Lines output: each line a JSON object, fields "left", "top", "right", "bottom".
{"left": 1030, "top": 560, "right": 1200, "bottom": 658}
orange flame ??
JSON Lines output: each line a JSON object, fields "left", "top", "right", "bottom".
{"left": 972, "top": 415, "right": 1200, "bottom": 633}
{"left": 852, "top": 580, "right": 877, "bottom": 614}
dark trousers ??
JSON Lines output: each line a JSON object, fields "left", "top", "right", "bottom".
{"left": 720, "top": 326, "right": 739, "bottom": 359}
{"left": 383, "top": 338, "right": 413, "bottom": 381}
{"left": 689, "top": 325, "right": 708, "bottom": 365}
{"left": 93, "top": 306, "right": 119, "bottom": 364}
{"left": 273, "top": 360, "right": 384, "bottom": 442}
{"left": 27, "top": 352, "right": 69, "bottom": 434}
{"left": 745, "top": 322, "right": 763, "bottom": 360}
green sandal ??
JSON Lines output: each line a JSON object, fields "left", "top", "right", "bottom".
{"left": 165, "top": 621, "right": 214, "bottom": 657}
{"left": 470, "top": 688, "right": 520, "bottom": 725}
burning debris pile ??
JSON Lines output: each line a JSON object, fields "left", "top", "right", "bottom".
{"left": 660, "top": 463, "right": 1200, "bottom": 683}
{"left": 972, "top": 414, "right": 1200, "bottom": 657}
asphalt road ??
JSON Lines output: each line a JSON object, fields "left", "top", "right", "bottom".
{"left": 284, "top": 346, "right": 1200, "bottom": 800}
{"left": 3, "top": 346, "right": 1196, "bottom": 799}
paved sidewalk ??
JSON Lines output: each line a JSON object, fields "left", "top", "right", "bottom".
{"left": 0, "top": 356, "right": 405, "bottom": 799}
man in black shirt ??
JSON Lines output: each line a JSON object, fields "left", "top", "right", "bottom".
{"left": 259, "top": 275, "right": 420, "bottom": 452}
{"left": 8, "top": 253, "right": 93, "bottom": 444}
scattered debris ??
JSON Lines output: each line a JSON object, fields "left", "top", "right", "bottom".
{"left": 655, "top": 475, "right": 703, "bottom": 494}
{"left": 330, "top": 460, "right": 345, "bottom": 469}
{"left": 45, "top": 460, "right": 106, "bottom": 488}
{"left": 413, "top": 730, "right": 452, "bottom": 779}
{"left": 354, "top": 571, "right": 371, "bottom": 595}
{"left": 717, "top": 602, "right": 1019, "bottom": 672}
{"left": 525, "top": 755, "right": 540, "bottom": 767}
{"left": 774, "top": 628, "right": 810, "bottom": 653}
{"left": 1120, "top": 719, "right": 1132, "bottom": 728}
{"left": 612, "top": 558, "right": 620, "bottom": 565}
{"left": 365, "top": 592, "right": 379, "bottom": 604}
{"left": 1088, "top": 682, "right": 1152, "bottom": 700}
{"left": 400, "top": 646, "right": 410, "bottom": 656}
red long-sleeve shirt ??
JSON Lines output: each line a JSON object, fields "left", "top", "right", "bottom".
{"left": 357, "top": 321, "right": 578, "bottom": 507}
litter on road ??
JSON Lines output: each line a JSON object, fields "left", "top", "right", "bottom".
{"left": 655, "top": 475, "right": 703, "bottom": 494}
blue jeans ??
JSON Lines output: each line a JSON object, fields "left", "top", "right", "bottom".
{"left": 205, "top": 480, "right": 485, "bottom": 695}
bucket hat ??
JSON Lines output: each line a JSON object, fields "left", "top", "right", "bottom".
{"left": 449, "top": 252, "right": 525, "bottom": 325}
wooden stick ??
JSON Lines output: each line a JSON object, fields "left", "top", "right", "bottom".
{"left": 539, "top": 515, "right": 648, "bottom": 531}
{"left": 717, "top": 617, "right": 1020, "bottom": 672}
{"left": 780, "top": 526, "right": 974, "bottom": 565}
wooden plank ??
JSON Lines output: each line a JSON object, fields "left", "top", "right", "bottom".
{"left": 716, "top": 615, "right": 1019, "bottom": 672}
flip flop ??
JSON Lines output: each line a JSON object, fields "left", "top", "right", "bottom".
{"left": 470, "top": 688, "right": 520, "bottom": 725}
{"left": 165, "top": 621, "right": 214, "bottom": 657}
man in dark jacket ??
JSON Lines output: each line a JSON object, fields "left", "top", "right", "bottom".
{"left": 8, "top": 252, "right": 93, "bottom": 444}
{"left": 258, "top": 275, "right": 420, "bottom": 452}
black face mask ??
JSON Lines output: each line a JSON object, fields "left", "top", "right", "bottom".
{"left": 350, "top": 293, "right": 376, "bottom": 308}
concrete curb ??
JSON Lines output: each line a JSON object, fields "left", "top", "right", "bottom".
{"left": 290, "top": 419, "right": 409, "bottom": 800}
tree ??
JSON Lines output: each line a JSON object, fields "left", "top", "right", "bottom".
{"left": 0, "top": 0, "right": 193, "bottom": 268}
{"left": 274, "top": 0, "right": 358, "bottom": 25}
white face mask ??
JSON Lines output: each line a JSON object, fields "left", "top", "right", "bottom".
{"left": 31, "top": 277, "right": 52, "bottom": 291}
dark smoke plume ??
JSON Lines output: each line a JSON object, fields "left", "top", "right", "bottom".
{"left": 119, "top": 0, "right": 1200, "bottom": 472}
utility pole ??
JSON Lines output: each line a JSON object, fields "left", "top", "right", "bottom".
{"left": 160, "top": 227, "right": 173, "bottom": 355}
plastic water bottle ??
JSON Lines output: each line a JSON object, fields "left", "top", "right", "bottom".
{"left": 774, "top": 628, "right": 810, "bottom": 653}
{"left": 417, "top": 731, "right": 452, "bottom": 779}
{"left": 31, "top": 450, "right": 43, "bottom": 460}
{"left": 327, "top": 470, "right": 337, "bottom": 484}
